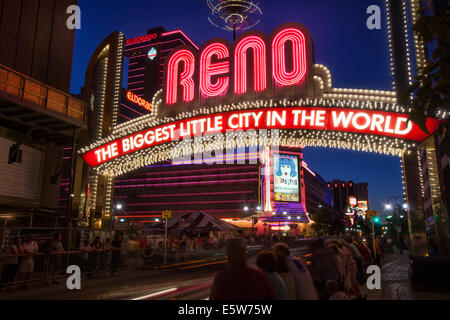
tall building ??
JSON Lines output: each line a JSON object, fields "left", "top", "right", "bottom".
{"left": 417, "top": 132, "right": 450, "bottom": 255}
{"left": 119, "top": 27, "right": 199, "bottom": 122}
{"left": 0, "top": 0, "right": 77, "bottom": 92}
{"left": 303, "top": 161, "right": 333, "bottom": 214}
{"left": 0, "top": 0, "right": 86, "bottom": 248}
{"left": 327, "top": 180, "right": 369, "bottom": 214}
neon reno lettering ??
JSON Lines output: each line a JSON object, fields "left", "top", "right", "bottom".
{"left": 126, "top": 91, "right": 152, "bottom": 111}
{"left": 81, "top": 108, "right": 442, "bottom": 167}
{"left": 164, "top": 24, "right": 310, "bottom": 105}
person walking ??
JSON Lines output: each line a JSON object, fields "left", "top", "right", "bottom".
{"left": 92, "top": 236, "right": 103, "bottom": 276}
{"left": 17, "top": 234, "right": 39, "bottom": 289}
{"left": 274, "top": 242, "right": 317, "bottom": 300}
{"left": 0, "top": 236, "right": 23, "bottom": 291}
{"left": 310, "top": 241, "right": 342, "bottom": 300}
{"left": 326, "top": 279, "right": 350, "bottom": 300}
{"left": 275, "top": 252, "right": 296, "bottom": 300}
{"left": 46, "top": 232, "right": 65, "bottom": 285}
{"left": 210, "top": 238, "right": 275, "bottom": 300}
{"left": 256, "top": 250, "right": 288, "bottom": 300}
{"left": 102, "top": 238, "right": 113, "bottom": 274}
{"left": 80, "top": 239, "right": 92, "bottom": 278}
{"left": 111, "top": 235, "right": 123, "bottom": 274}
{"left": 346, "top": 237, "right": 364, "bottom": 284}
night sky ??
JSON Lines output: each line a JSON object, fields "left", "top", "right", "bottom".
{"left": 70, "top": 0, "right": 404, "bottom": 215}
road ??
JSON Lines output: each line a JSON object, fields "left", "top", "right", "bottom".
{"left": 0, "top": 246, "right": 308, "bottom": 300}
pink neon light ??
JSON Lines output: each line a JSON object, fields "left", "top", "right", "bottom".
{"left": 129, "top": 87, "right": 144, "bottom": 91}
{"left": 272, "top": 27, "right": 307, "bottom": 86}
{"left": 125, "top": 39, "right": 185, "bottom": 53}
{"left": 128, "top": 74, "right": 145, "bottom": 79}
{"left": 129, "top": 67, "right": 145, "bottom": 72}
{"left": 128, "top": 81, "right": 145, "bottom": 86}
{"left": 114, "top": 191, "right": 254, "bottom": 198}
{"left": 115, "top": 171, "right": 257, "bottom": 183}
{"left": 120, "top": 103, "right": 144, "bottom": 116}
{"left": 199, "top": 42, "right": 229, "bottom": 97}
{"left": 120, "top": 114, "right": 131, "bottom": 121}
{"left": 114, "top": 178, "right": 258, "bottom": 188}
{"left": 117, "top": 209, "right": 246, "bottom": 217}
{"left": 161, "top": 30, "right": 199, "bottom": 49}
{"left": 142, "top": 165, "right": 258, "bottom": 177}
{"left": 120, "top": 200, "right": 253, "bottom": 206}
{"left": 166, "top": 49, "right": 195, "bottom": 104}
{"left": 129, "top": 54, "right": 147, "bottom": 59}
{"left": 234, "top": 35, "right": 267, "bottom": 94}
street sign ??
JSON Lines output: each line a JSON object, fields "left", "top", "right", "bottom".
{"left": 162, "top": 210, "right": 172, "bottom": 219}
{"left": 366, "top": 210, "right": 379, "bottom": 219}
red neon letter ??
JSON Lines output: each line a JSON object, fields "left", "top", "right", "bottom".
{"left": 272, "top": 28, "right": 307, "bottom": 87}
{"left": 166, "top": 49, "right": 195, "bottom": 104}
{"left": 199, "top": 42, "right": 229, "bottom": 97}
{"left": 234, "top": 35, "right": 267, "bottom": 95}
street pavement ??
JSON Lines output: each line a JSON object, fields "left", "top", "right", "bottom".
{"left": 366, "top": 253, "right": 450, "bottom": 300}
{"left": 2, "top": 250, "right": 449, "bottom": 300}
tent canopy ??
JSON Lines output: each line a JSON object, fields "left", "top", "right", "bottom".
{"left": 145, "top": 211, "right": 240, "bottom": 236}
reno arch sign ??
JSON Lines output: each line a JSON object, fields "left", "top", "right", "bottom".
{"left": 82, "top": 108, "right": 440, "bottom": 168}
{"left": 163, "top": 23, "right": 313, "bottom": 111}
{"left": 79, "top": 23, "right": 445, "bottom": 174}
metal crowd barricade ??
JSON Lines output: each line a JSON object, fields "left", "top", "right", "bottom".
{"left": 0, "top": 250, "right": 128, "bottom": 288}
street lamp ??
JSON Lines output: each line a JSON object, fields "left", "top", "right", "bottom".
{"left": 116, "top": 203, "right": 123, "bottom": 210}
{"left": 243, "top": 206, "right": 249, "bottom": 212}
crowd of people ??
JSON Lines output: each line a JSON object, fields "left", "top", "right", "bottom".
{"left": 1, "top": 228, "right": 385, "bottom": 299}
{"left": 210, "top": 235, "right": 384, "bottom": 300}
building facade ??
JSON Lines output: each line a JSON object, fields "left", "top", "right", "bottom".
{"left": 327, "top": 180, "right": 369, "bottom": 214}
{"left": 0, "top": 0, "right": 86, "bottom": 249}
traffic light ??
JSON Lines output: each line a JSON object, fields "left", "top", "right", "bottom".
{"left": 373, "top": 217, "right": 380, "bottom": 223}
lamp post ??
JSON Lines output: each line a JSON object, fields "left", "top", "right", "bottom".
{"left": 385, "top": 195, "right": 407, "bottom": 250}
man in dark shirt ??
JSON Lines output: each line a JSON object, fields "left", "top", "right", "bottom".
{"left": 209, "top": 238, "right": 276, "bottom": 300}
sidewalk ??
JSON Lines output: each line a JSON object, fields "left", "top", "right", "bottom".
{"left": 366, "top": 254, "right": 450, "bottom": 300}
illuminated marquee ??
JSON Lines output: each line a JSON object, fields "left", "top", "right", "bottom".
{"left": 126, "top": 91, "right": 152, "bottom": 112}
{"left": 79, "top": 22, "right": 448, "bottom": 175}
{"left": 81, "top": 107, "right": 442, "bottom": 168}
{"left": 164, "top": 23, "right": 313, "bottom": 107}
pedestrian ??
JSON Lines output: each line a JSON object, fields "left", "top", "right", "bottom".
{"left": 256, "top": 250, "right": 288, "bottom": 300}
{"left": 275, "top": 252, "right": 296, "bottom": 299}
{"left": 46, "top": 232, "right": 65, "bottom": 285}
{"left": 111, "top": 234, "right": 123, "bottom": 274}
{"left": 327, "top": 242, "right": 345, "bottom": 283}
{"left": 309, "top": 241, "right": 342, "bottom": 300}
{"left": 274, "top": 242, "right": 317, "bottom": 300}
{"left": 346, "top": 237, "right": 364, "bottom": 284}
{"left": 338, "top": 240, "right": 362, "bottom": 298}
{"left": 127, "top": 235, "right": 141, "bottom": 269}
{"left": 92, "top": 236, "right": 103, "bottom": 275}
{"left": 326, "top": 279, "right": 350, "bottom": 300}
{"left": 17, "top": 234, "right": 39, "bottom": 289}
{"left": 80, "top": 239, "right": 92, "bottom": 278}
{"left": 0, "top": 236, "right": 23, "bottom": 291}
{"left": 210, "top": 238, "right": 275, "bottom": 300}
{"left": 103, "top": 238, "right": 113, "bottom": 274}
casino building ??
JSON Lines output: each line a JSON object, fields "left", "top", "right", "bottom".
{"left": 103, "top": 26, "right": 333, "bottom": 235}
